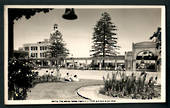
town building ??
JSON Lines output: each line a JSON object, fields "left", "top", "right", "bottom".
{"left": 22, "top": 39, "right": 50, "bottom": 67}
{"left": 20, "top": 40, "right": 160, "bottom": 72}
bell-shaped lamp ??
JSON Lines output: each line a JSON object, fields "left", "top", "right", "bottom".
{"left": 62, "top": 8, "right": 78, "bottom": 20}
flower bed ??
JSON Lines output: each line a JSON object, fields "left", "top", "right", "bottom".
{"left": 99, "top": 71, "right": 161, "bottom": 99}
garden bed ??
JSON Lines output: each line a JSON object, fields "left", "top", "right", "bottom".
{"left": 99, "top": 71, "right": 161, "bottom": 100}
{"left": 99, "top": 85, "right": 161, "bottom": 99}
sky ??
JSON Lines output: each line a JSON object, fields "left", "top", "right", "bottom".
{"left": 14, "top": 8, "right": 161, "bottom": 57}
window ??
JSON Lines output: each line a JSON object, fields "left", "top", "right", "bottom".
{"left": 40, "top": 46, "right": 48, "bottom": 50}
{"left": 35, "top": 53, "right": 38, "bottom": 58}
{"left": 40, "top": 53, "right": 46, "bottom": 57}
{"left": 31, "top": 53, "right": 35, "bottom": 57}
{"left": 31, "top": 53, "right": 38, "bottom": 58}
{"left": 31, "top": 46, "right": 38, "bottom": 50}
{"left": 40, "top": 53, "right": 42, "bottom": 57}
{"left": 40, "top": 46, "right": 42, "bottom": 50}
{"left": 45, "top": 46, "right": 47, "bottom": 50}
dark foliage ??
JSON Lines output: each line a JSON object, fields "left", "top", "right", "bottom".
{"left": 149, "top": 27, "right": 161, "bottom": 66}
{"left": 91, "top": 12, "right": 119, "bottom": 58}
{"left": 8, "top": 57, "right": 38, "bottom": 100}
{"left": 149, "top": 27, "right": 161, "bottom": 50}
{"left": 8, "top": 8, "right": 53, "bottom": 22}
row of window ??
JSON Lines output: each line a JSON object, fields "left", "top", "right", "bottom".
{"left": 30, "top": 53, "right": 47, "bottom": 58}
{"left": 40, "top": 46, "right": 48, "bottom": 50}
{"left": 25, "top": 46, "right": 48, "bottom": 51}
{"left": 31, "top": 46, "right": 38, "bottom": 50}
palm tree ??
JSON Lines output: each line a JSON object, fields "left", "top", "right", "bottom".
{"left": 150, "top": 27, "right": 161, "bottom": 50}
{"left": 149, "top": 27, "right": 161, "bottom": 71}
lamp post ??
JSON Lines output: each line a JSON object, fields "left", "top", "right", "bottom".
{"left": 70, "top": 54, "right": 75, "bottom": 69}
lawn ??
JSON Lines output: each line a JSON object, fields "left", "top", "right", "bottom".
{"left": 26, "top": 79, "right": 103, "bottom": 100}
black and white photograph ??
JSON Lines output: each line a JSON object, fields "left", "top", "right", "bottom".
{"left": 4, "top": 5, "right": 166, "bottom": 104}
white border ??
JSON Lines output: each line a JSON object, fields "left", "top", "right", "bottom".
{"left": 4, "top": 5, "right": 166, "bottom": 105}
{"left": 161, "top": 5, "right": 166, "bottom": 103}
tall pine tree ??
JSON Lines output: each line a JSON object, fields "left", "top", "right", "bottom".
{"left": 91, "top": 12, "right": 119, "bottom": 66}
{"left": 48, "top": 24, "right": 69, "bottom": 65}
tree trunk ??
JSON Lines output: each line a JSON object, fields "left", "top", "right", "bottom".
{"left": 102, "top": 22, "right": 106, "bottom": 68}
{"left": 8, "top": 16, "right": 14, "bottom": 58}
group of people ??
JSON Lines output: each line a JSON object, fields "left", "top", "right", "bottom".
{"left": 64, "top": 73, "right": 79, "bottom": 82}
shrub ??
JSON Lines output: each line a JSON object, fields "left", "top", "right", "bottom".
{"left": 31, "top": 70, "right": 61, "bottom": 86}
{"left": 8, "top": 57, "right": 61, "bottom": 100}
{"left": 8, "top": 57, "right": 37, "bottom": 100}
{"left": 101, "top": 71, "right": 160, "bottom": 99}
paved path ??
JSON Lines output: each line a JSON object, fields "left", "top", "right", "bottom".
{"left": 26, "top": 79, "right": 103, "bottom": 100}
